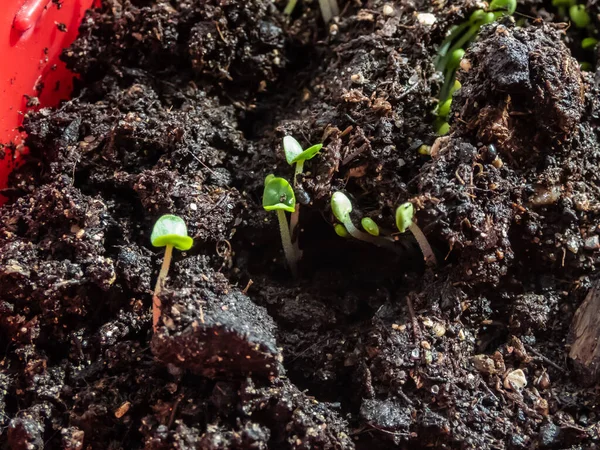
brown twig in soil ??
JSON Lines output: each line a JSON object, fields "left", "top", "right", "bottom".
{"left": 405, "top": 294, "right": 421, "bottom": 341}
{"left": 524, "top": 344, "right": 566, "bottom": 373}
{"left": 186, "top": 149, "right": 219, "bottom": 177}
{"left": 214, "top": 21, "right": 227, "bottom": 43}
{"left": 168, "top": 396, "right": 183, "bottom": 429}
{"left": 242, "top": 279, "right": 253, "bottom": 294}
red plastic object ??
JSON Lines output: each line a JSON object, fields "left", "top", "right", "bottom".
{"left": 0, "top": 0, "right": 97, "bottom": 202}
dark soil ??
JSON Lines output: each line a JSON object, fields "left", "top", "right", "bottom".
{"left": 2, "top": 0, "right": 600, "bottom": 448}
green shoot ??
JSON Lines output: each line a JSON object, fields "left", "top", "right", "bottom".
{"left": 331, "top": 192, "right": 396, "bottom": 250}
{"left": 284, "top": 0, "right": 297, "bottom": 15}
{"left": 151, "top": 214, "right": 193, "bottom": 332}
{"left": 570, "top": 5, "right": 590, "bottom": 28}
{"left": 334, "top": 224, "right": 349, "bottom": 238}
{"left": 489, "top": 0, "right": 517, "bottom": 16}
{"left": 263, "top": 175, "right": 298, "bottom": 277}
{"left": 282, "top": 135, "right": 323, "bottom": 259}
{"left": 361, "top": 217, "right": 380, "bottom": 236}
{"left": 283, "top": 135, "right": 324, "bottom": 187}
{"left": 395, "top": 203, "right": 437, "bottom": 266}
{"left": 553, "top": 0, "right": 575, "bottom": 17}
{"left": 582, "top": 37, "right": 598, "bottom": 50}
{"left": 552, "top": 0, "right": 575, "bottom": 6}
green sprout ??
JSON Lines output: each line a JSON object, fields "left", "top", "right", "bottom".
{"left": 263, "top": 174, "right": 298, "bottom": 277}
{"left": 282, "top": 135, "right": 323, "bottom": 258}
{"left": 489, "top": 0, "right": 517, "bottom": 15}
{"left": 284, "top": 0, "right": 297, "bottom": 15}
{"left": 151, "top": 214, "right": 193, "bottom": 332}
{"left": 582, "top": 37, "right": 599, "bottom": 50}
{"left": 570, "top": 4, "right": 591, "bottom": 28}
{"left": 334, "top": 223, "right": 349, "bottom": 238}
{"left": 552, "top": 0, "right": 575, "bottom": 6}
{"left": 361, "top": 217, "right": 380, "bottom": 236}
{"left": 283, "top": 135, "right": 324, "bottom": 187}
{"left": 552, "top": 0, "right": 575, "bottom": 17}
{"left": 331, "top": 192, "right": 396, "bottom": 250}
{"left": 395, "top": 203, "right": 437, "bottom": 266}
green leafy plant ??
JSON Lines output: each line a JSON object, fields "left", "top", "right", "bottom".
{"left": 570, "top": 4, "right": 591, "bottom": 28}
{"left": 263, "top": 174, "right": 299, "bottom": 277}
{"left": 361, "top": 217, "right": 380, "bottom": 237}
{"left": 283, "top": 135, "right": 324, "bottom": 187}
{"left": 334, "top": 223, "right": 349, "bottom": 238}
{"left": 395, "top": 203, "right": 437, "bottom": 266}
{"left": 151, "top": 214, "right": 194, "bottom": 332}
{"left": 282, "top": 135, "right": 323, "bottom": 256}
{"left": 582, "top": 37, "right": 598, "bottom": 50}
{"left": 331, "top": 192, "right": 396, "bottom": 250}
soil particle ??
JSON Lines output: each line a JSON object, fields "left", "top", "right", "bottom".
{"left": 455, "top": 23, "right": 584, "bottom": 153}
{"left": 151, "top": 269, "right": 282, "bottom": 378}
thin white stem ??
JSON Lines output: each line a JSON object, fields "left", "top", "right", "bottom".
{"left": 277, "top": 210, "right": 298, "bottom": 277}
{"left": 329, "top": 0, "right": 339, "bottom": 17}
{"left": 153, "top": 245, "right": 173, "bottom": 332}
{"left": 409, "top": 224, "right": 437, "bottom": 266}
{"left": 294, "top": 160, "right": 304, "bottom": 188}
{"left": 319, "top": 0, "right": 333, "bottom": 22}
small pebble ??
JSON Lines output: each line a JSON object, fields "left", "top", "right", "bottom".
{"left": 584, "top": 235, "right": 599, "bottom": 250}
{"left": 351, "top": 73, "right": 365, "bottom": 84}
{"left": 433, "top": 323, "right": 446, "bottom": 337}
{"left": 416, "top": 12, "right": 436, "bottom": 25}
{"left": 383, "top": 4, "right": 394, "bottom": 16}
{"left": 504, "top": 369, "right": 527, "bottom": 391}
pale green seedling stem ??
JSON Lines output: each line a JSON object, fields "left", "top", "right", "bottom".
{"left": 153, "top": 245, "right": 173, "bottom": 332}
{"left": 277, "top": 210, "right": 298, "bottom": 278}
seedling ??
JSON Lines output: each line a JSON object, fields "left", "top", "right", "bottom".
{"left": 395, "top": 203, "right": 437, "bottom": 266}
{"left": 263, "top": 174, "right": 298, "bottom": 277}
{"left": 334, "top": 223, "right": 350, "bottom": 238}
{"left": 570, "top": 4, "right": 591, "bottom": 28}
{"left": 283, "top": 135, "right": 324, "bottom": 187}
{"left": 331, "top": 192, "right": 396, "bottom": 250}
{"left": 361, "top": 217, "right": 380, "bottom": 237}
{"left": 282, "top": 135, "right": 323, "bottom": 253}
{"left": 582, "top": 37, "right": 598, "bottom": 50}
{"left": 284, "top": 0, "right": 297, "bottom": 15}
{"left": 151, "top": 214, "right": 194, "bottom": 332}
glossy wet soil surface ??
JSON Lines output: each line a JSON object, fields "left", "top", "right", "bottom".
{"left": 2, "top": 0, "right": 600, "bottom": 448}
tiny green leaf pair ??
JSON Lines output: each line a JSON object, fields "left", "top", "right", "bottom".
{"left": 151, "top": 215, "right": 194, "bottom": 250}
{"left": 150, "top": 214, "right": 194, "bottom": 332}
{"left": 262, "top": 175, "right": 299, "bottom": 277}
{"left": 283, "top": 136, "right": 323, "bottom": 168}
